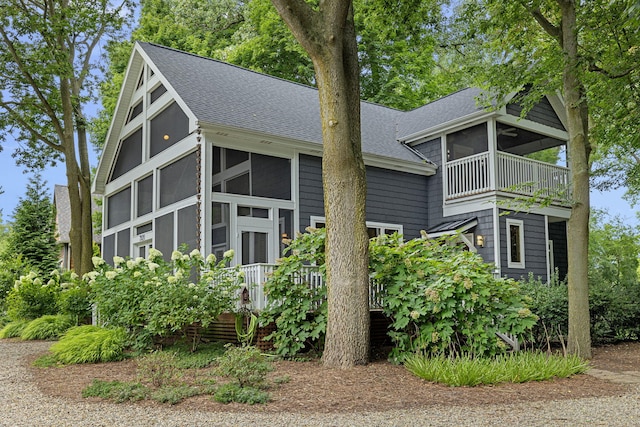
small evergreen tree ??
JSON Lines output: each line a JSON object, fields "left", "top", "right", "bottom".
{"left": 6, "top": 174, "right": 59, "bottom": 274}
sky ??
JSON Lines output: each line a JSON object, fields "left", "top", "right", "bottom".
{"left": 0, "top": 139, "right": 637, "bottom": 226}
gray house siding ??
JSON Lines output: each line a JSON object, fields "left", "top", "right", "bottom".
{"left": 413, "top": 138, "right": 444, "bottom": 227}
{"left": 506, "top": 97, "right": 565, "bottom": 131}
{"left": 297, "top": 154, "right": 429, "bottom": 238}
{"left": 499, "top": 210, "right": 548, "bottom": 280}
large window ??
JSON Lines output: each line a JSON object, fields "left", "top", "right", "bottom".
{"left": 446, "top": 123, "right": 488, "bottom": 161}
{"left": 136, "top": 175, "right": 153, "bottom": 217}
{"left": 109, "top": 129, "right": 142, "bottom": 181}
{"left": 155, "top": 212, "right": 174, "bottom": 262}
{"left": 177, "top": 205, "right": 197, "bottom": 251}
{"left": 159, "top": 152, "right": 197, "bottom": 208}
{"left": 150, "top": 102, "right": 190, "bottom": 157}
{"left": 211, "top": 202, "right": 230, "bottom": 261}
{"left": 507, "top": 218, "right": 525, "bottom": 269}
{"left": 107, "top": 186, "right": 131, "bottom": 228}
{"left": 212, "top": 147, "right": 291, "bottom": 200}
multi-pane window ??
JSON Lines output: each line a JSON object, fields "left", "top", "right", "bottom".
{"left": 136, "top": 175, "right": 153, "bottom": 217}
{"left": 310, "top": 217, "right": 402, "bottom": 238}
{"left": 212, "top": 147, "right": 291, "bottom": 200}
{"left": 507, "top": 218, "right": 525, "bottom": 268}
{"left": 109, "top": 129, "right": 142, "bottom": 182}
{"left": 159, "top": 152, "right": 197, "bottom": 208}
{"left": 107, "top": 186, "right": 131, "bottom": 228}
{"left": 150, "top": 102, "right": 190, "bottom": 157}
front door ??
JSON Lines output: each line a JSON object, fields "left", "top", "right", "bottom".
{"left": 237, "top": 217, "right": 273, "bottom": 264}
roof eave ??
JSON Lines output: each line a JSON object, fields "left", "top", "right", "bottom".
{"left": 401, "top": 110, "right": 495, "bottom": 145}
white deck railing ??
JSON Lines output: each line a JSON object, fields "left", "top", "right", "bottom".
{"left": 236, "top": 263, "right": 384, "bottom": 311}
{"left": 445, "top": 151, "right": 570, "bottom": 204}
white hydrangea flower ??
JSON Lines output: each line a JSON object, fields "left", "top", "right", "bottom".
{"left": 167, "top": 276, "right": 177, "bottom": 284}
{"left": 92, "top": 257, "right": 105, "bottom": 268}
{"left": 47, "top": 279, "right": 56, "bottom": 287}
{"left": 175, "top": 270, "right": 184, "bottom": 280}
{"left": 113, "top": 256, "right": 125, "bottom": 266}
{"left": 135, "top": 257, "right": 144, "bottom": 265}
{"left": 206, "top": 253, "right": 216, "bottom": 264}
{"left": 34, "top": 278, "right": 43, "bottom": 286}
{"left": 410, "top": 311, "right": 420, "bottom": 320}
{"left": 148, "top": 262, "right": 159, "bottom": 272}
{"left": 27, "top": 271, "right": 37, "bottom": 280}
{"left": 171, "top": 250, "right": 182, "bottom": 261}
{"left": 148, "top": 248, "right": 163, "bottom": 260}
{"left": 182, "top": 254, "right": 190, "bottom": 262}
{"left": 105, "top": 271, "right": 117, "bottom": 280}
{"left": 50, "top": 269, "right": 60, "bottom": 277}
{"left": 133, "top": 271, "right": 142, "bottom": 278}
{"left": 188, "top": 282, "right": 196, "bottom": 288}
{"left": 223, "top": 249, "right": 235, "bottom": 259}
{"left": 190, "top": 249, "right": 202, "bottom": 259}
{"left": 70, "top": 272, "right": 79, "bottom": 280}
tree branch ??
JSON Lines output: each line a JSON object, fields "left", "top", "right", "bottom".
{"left": 529, "top": 7, "right": 562, "bottom": 42}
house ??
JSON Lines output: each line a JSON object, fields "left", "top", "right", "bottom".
{"left": 53, "top": 185, "right": 102, "bottom": 270}
{"left": 92, "top": 42, "right": 570, "bottom": 289}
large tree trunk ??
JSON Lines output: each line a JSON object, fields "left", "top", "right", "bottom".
{"left": 559, "top": 0, "right": 592, "bottom": 358}
{"left": 271, "top": 0, "right": 370, "bottom": 367}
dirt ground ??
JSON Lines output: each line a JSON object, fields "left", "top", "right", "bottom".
{"left": 26, "top": 342, "right": 640, "bottom": 414}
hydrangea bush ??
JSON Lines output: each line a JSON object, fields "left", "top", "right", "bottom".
{"left": 89, "top": 248, "right": 243, "bottom": 351}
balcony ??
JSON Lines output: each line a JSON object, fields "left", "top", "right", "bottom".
{"left": 445, "top": 151, "right": 570, "bottom": 204}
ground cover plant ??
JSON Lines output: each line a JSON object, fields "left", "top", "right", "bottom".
{"left": 20, "top": 314, "right": 75, "bottom": 340}
{"left": 79, "top": 344, "right": 276, "bottom": 405}
{"left": 404, "top": 351, "right": 589, "bottom": 386}
{"left": 0, "top": 319, "right": 30, "bottom": 338}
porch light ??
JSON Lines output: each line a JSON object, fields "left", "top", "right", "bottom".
{"left": 163, "top": 134, "right": 170, "bottom": 140}
{"left": 476, "top": 234, "right": 485, "bottom": 248}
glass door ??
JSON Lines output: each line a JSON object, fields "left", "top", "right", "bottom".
{"left": 237, "top": 217, "right": 273, "bottom": 264}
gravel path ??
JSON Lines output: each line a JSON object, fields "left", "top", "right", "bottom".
{"left": 2, "top": 340, "right": 640, "bottom": 426}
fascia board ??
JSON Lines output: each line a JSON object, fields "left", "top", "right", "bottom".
{"left": 402, "top": 111, "right": 495, "bottom": 145}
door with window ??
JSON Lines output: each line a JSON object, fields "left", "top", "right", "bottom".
{"left": 237, "top": 217, "right": 273, "bottom": 264}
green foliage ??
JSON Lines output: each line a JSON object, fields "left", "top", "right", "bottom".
{"left": 260, "top": 228, "right": 327, "bottom": 357}
{"left": 82, "top": 380, "right": 148, "bottom": 403}
{"left": 0, "top": 254, "right": 31, "bottom": 313}
{"left": 50, "top": 325, "right": 127, "bottom": 364}
{"left": 137, "top": 351, "right": 182, "bottom": 387}
{"left": 213, "top": 383, "right": 269, "bottom": 405}
{"left": 215, "top": 345, "right": 273, "bottom": 389}
{"left": 150, "top": 385, "right": 201, "bottom": 405}
{"left": 0, "top": 319, "right": 30, "bottom": 339}
{"left": 5, "top": 174, "right": 59, "bottom": 274}
{"left": 520, "top": 272, "right": 640, "bottom": 346}
{"left": 20, "top": 314, "right": 75, "bottom": 340}
{"left": 89, "top": 248, "right": 242, "bottom": 351}
{"left": 404, "top": 351, "right": 589, "bottom": 386}
{"left": 163, "top": 342, "right": 226, "bottom": 369}
{"left": 6, "top": 271, "right": 60, "bottom": 321}
{"left": 371, "top": 233, "right": 538, "bottom": 361}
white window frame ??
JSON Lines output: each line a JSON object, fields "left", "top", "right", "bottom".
{"left": 506, "top": 218, "right": 525, "bottom": 269}
{"left": 310, "top": 216, "right": 403, "bottom": 237}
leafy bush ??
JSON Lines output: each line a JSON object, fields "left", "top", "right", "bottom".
{"left": 371, "top": 233, "right": 538, "bottom": 361}
{"left": 215, "top": 345, "right": 273, "bottom": 388}
{"left": 50, "top": 325, "right": 127, "bottom": 364}
{"left": 520, "top": 273, "right": 640, "bottom": 346}
{"left": 57, "top": 279, "right": 91, "bottom": 323}
{"left": 260, "top": 228, "right": 327, "bottom": 357}
{"left": 89, "top": 248, "right": 243, "bottom": 351}
{"left": 150, "top": 385, "right": 201, "bottom": 404}
{"left": 6, "top": 271, "right": 60, "bottom": 320}
{"left": 82, "top": 379, "right": 148, "bottom": 403}
{"left": 404, "top": 351, "right": 589, "bottom": 386}
{"left": 0, "top": 254, "right": 31, "bottom": 313}
{"left": 0, "top": 319, "right": 30, "bottom": 338}
{"left": 20, "top": 314, "right": 75, "bottom": 340}
{"left": 137, "top": 351, "right": 181, "bottom": 387}
{"left": 213, "top": 383, "right": 269, "bottom": 404}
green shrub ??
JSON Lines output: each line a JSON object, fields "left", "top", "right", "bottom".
{"left": 260, "top": 228, "right": 327, "bottom": 357}
{"left": 20, "top": 314, "right": 75, "bottom": 340}
{"left": 89, "top": 248, "right": 242, "bottom": 351}
{"left": 215, "top": 345, "right": 272, "bottom": 388}
{"left": 0, "top": 319, "right": 30, "bottom": 338}
{"left": 213, "top": 383, "right": 269, "bottom": 404}
{"left": 371, "top": 233, "right": 538, "bottom": 361}
{"left": 150, "top": 385, "right": 200, "bottom": 404}
{"left": 165, "top": 341, "right": 226, "bottom": 369}
{"left": 137, "top": 351, "right": 181, "bottom": 387}
{"left": 50, "top": 325, "right": 127, "bottom": 364}
{"left": 518, "top": 273, "right": 568, "bottom": 346}
{"left": 404, "top": 351, "right": 589, "bottom": 386}
{"left": 6, "top": 271, "right": 60, "bottom": 320}
{"left": 57, "top": 281, "right": 91, "bottom": 322}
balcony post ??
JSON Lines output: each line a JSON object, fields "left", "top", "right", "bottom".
{"left": 488, "top": 118, "right": 497, "bottom": 191}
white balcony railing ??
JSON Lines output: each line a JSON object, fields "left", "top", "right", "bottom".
{"left": 445, "top": 151, "right": 570, "bottom": 204}
{"left": 236, "top": 263, "right": 384, "bottom": 311}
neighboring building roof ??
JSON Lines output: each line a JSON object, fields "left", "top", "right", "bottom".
{"left": 53, "top": 185, "right": 101, "bottom": 244}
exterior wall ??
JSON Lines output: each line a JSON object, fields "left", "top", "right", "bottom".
{"left": 506, "top": 97, "right": 565, "bottom": 131}
{"left": 297, "top": 154, "right": 429, "bottom": 239}
{"left": 548, "top": 221, "right": 568, "bottom": 281}
{"left": 412, "top": 137, "right": 443, "bottom": 227}
{"left": 499, "top": 210, "right": 548, "bottom": 280}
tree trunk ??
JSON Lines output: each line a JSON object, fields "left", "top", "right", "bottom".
{"left": 559, "top": 0, "right": 592, "bottom": 358}
{"left": 271, "top": 0, "right": 370, "bottom": 367}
